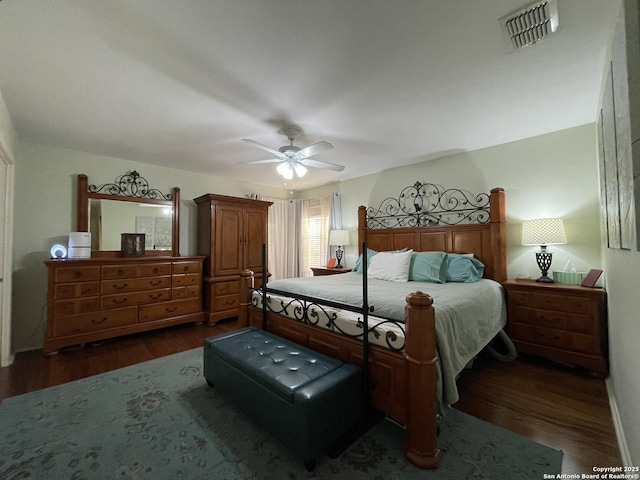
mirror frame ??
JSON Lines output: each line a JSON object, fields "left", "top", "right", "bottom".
{"left": 76, "top": 172, "right": 180, "bottom": 257}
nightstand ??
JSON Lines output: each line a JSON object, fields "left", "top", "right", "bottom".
{"left": 502, "top": 279, "right": 608, "bottom": 376}
{"left": 310, "top": 267, "right": 352, "bottom": 276}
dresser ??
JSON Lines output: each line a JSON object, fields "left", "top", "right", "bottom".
{"left": 310, "top": 267, "right": 352, "bottom": 276}
{"left": 194, "top": 194, "right": 272, "bottom": 325}
{"left": 44, "top": 256, "right": 205, "bottom": 355}
{"left": 502, "top": 279, "right": 608, "bottom": 376}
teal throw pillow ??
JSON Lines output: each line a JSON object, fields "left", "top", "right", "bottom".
{"left": 408, "top": 251, "right": 448, "bottom": 283}
{"left": 446, "top": 254, "right": 485, "bottom": 282}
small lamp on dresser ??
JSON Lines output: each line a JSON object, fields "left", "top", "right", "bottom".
{"left": 522, "top": 218, "right": 567, "bottom": 283}
{"left": 328, "top": 229, "right": 350, "bottom": 268}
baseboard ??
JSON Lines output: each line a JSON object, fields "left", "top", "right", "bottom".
{"left": 606, "top": 377, "right": 632, "bottom": 466}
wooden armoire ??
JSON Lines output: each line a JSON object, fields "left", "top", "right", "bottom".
{"left": 194, "top": 194, "right": 272, "bottom": 325}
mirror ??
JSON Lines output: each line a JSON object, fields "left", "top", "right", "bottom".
{"left": 77, "top": 171, "right": 180, "bottom": 257}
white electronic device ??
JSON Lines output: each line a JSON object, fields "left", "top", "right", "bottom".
{"left": 68, "top": 232, "right": 91, "bottom": 259}
{"left": 49, "top": 244, "right": 67, "bottom": 259}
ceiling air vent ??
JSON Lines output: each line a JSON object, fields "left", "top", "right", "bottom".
{"left": 499, "top": 0, "right": 559, "bottom": 50}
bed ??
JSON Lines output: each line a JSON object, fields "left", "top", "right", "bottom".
{"left": 237, "top": 183, "right": 508, "bottom": 469}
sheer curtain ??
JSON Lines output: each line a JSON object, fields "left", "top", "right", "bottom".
{"left": 265, "top": 193, "right": 341, "bottom": 279}
{"left": 266, "top": 198, "right": 302, "bottom": 280}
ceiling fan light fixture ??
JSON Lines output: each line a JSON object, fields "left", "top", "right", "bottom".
{"left": 277, "top": 162, "right": 294, "bottom": 180}
{"left": 294, "top": 163, "right": 307, "bottom": 177}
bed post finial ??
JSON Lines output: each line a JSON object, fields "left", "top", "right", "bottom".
{"left": 402, "top": 291, "right": 442, "bottom": 469}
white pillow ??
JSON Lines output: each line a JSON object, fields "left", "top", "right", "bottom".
{"left": 368, "top": 249, "right": 413, "bottom": 282}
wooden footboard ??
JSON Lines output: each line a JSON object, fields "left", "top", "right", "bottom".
{"left": 238, "top": 270, "right": 441, "bottom": 469}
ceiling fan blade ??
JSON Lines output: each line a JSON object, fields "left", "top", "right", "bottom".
{"left": 299, "top": 158, "right": 345, "bottom": 172}
{"left": 239, "top": 158, "right": 284, "bottom": 165}
{"left": 242, "top": 139, "right": 285, "bottom": 158}
{"left": 295, "top": 141, "right": 334, "bottom": 159}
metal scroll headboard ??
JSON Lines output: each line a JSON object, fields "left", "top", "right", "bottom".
{"left": 365, "top": 182, "right": 491, "bottom": 229}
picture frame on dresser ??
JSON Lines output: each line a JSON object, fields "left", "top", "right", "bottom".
{"left": 121, "top": 233, "right": 146, "bottom": 257}
{"left": 581, "top": 268, "right": 604, "bottom": 288}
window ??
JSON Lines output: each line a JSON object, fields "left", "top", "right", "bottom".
{"left": 301, "top": 196, "right": 331, "bottom": 276}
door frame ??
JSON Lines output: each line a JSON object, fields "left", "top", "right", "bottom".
{"left": 0, "top": 138, "right": 15, "bottom": 367}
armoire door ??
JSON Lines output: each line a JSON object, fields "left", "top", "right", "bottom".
{"left": 214, "top": 204, "right": 244, "bottom": 276}
{"left": 244, "top": 207, "right": 268, "bottom": 273}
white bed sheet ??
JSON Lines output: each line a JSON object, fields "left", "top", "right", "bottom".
{"left": 252, "top": 272, "right": 506, "bottom": 408}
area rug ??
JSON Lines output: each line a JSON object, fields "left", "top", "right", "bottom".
{"left": 0, "top": 348, "right": 562, "bottom": 480}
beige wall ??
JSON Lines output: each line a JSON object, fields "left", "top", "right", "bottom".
{"left": 11, "top": 141, "right": 289, "bottom": 351}
{"left": 604, "top": 248, "right": 640, "bottom": 464}
{"left": 338, "top": 124, "right": 603, "bottom": 281}
{"left": 0, "top": 90, "right": 17, "bottom": 157}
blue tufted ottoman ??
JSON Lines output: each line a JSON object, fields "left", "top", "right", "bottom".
{"left": 204, "top": 327, "right": 363, "bottom": 470}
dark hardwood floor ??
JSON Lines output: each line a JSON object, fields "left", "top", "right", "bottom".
{"left": 0, "top": 322, "right": 621, "bottom": 474}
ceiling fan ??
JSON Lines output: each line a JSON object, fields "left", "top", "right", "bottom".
{"left": 241, "top": 126, "right": 344, "bottom": 180}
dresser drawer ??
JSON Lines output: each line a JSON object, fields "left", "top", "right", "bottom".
{"left": 102, "top": 276, "right": 171, "bottom": 294}
{"left": 54, "top": 297, "right": 100, "bottom": 316}
{"left": 101, "top": 289, "right": 172, "bottom": 310}
{"left": 568, "top": 332, "right": 599, "bottom": 355}
{"left": 531, "top": 309, "right": 569, "bottom": 330}
{"left": 563, "top": 296, "right": 592, "bottom": 315}
{"left": 535, "top": 327, "right": 567, "bottom": 349}
{"left": 567, "top": 314, "right": 595, "bottom": 334}
{"left": 508, "top": 290, "right": 533, "bottom": 307}
{"left": 53, "top": 306, "right": 138, "bottom": 337}
{"left": 532, "top": 293, "right": 591, "bottom": 314}
{"left": 139, "top": 299, "right": 202, "bottom": 322}
{"left": 172, "top": 261, "right": 201, "bottom": 274}
{"left": 172, "top": 273, "right": 200, "bottom": 288}
{"left": 509, "top": 322, "right": 536, "bottom": 343}
{"left": 54, "top": 266, "right": 101, "bottom": 283}
{"left": 54, "top": 281, "right": 100, "bottom": 299}
{"left": 510, "top": 306, "right": 533, "bottom": 325}
{"left": 173, "top": 286, "right": 200, "bottom": 299}
{"left": 102, "top": 263, "right": 171, "bottom": 279}
{"left": 531, "top": 293, "right": 566, "bottom": 311}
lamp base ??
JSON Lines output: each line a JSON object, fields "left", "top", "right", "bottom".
{"left": 335, "top": 247, "right": 344, "bottom": 269}
{"left": 535, "top": 274, "right": 555, "bottom": 283}
{"left": 535, "top": 249, "right": 554, "bottom": 283}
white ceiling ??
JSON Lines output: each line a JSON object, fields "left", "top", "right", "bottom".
{"left": 0, "top": 0, "right": 621, "bottom": 190}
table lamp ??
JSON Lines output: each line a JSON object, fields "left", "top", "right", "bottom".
{"left": 328, "top": 229, "right": 350, "bottom": 268}
{"left": 522, "top": 218, "right": 567, "bottom": 283}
